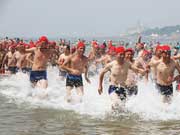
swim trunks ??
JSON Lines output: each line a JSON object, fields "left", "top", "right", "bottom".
{"left": 125, "top": 85, "right": 138, "bottom": 96}
{"left": 108, "top": 85, "right": 126, "bottom": 100}
{"left": 30, "top": 70, "right": 47, "bottom": 83}
{"left": 66, "top": 74, "right": 83, "bottom": 87}
{"left": 156, "top": 83, "right": 173, "bottom": 96}
{"left": 8, "top": 66, "right": 17, "bottom": 74}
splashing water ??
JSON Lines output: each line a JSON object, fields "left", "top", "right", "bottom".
{"left": 1, "top": 67, "right": 180, "bottom": 121}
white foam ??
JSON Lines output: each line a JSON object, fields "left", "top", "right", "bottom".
{"left": 1, "top": 67, "right": 180, "bottom": 121}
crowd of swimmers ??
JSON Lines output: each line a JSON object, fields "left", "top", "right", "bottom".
{"left": 0, "top": 36, "right": 180, "bottom": 108}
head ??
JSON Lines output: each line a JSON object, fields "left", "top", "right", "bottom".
{"left": 91, "top": 41, "right": 99, "bottom": 52}
{"left": 116, "top": 47, "right": 125, "bottom": 62}
{"left": 108, "top": 40, "right": 112, "bottom": 48}
{"left": 70, "top": 46, "right": 76, "bottom": 54}
{"left": 155, "top": 45, "right": 162, "bottom": 57}
{"left": 125, "top": 48, "right": 134, "bottom": 61}
{"left": 99, "top": 44, "right": 106, "bottom": 55}
{"left": 76, "top": 42, "right": 85, "bottom": 56}
{"left": 49, "top": 41, "right": 56, "bottom": 49}
{"left": 108, "top": 46, "right": 116, "bottom": 56}
{"left": 161, "top": 45, "right": 171, "bottom": 60}
{"left": 173, "top": 48, "right": 178, "bottom": 56}
{"left": 142, "top": 50, "right": 150, "bottom": 61}
{"left": 9, "top": 45, "right": 16, "bottom": 53}
{"left": 136, "top": 43, "right": 144, "bottom": 51}
{"left": 37, "top": 36, "right": 49, "bottom": 49}
{"left": 17, "top": 43, "right": 25, "bottom": 52}
{"left": 63, "top": 44, "right": 70, "bottom": 54}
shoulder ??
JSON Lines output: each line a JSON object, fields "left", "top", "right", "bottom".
{"left": 107, "top": 60, "right": 116, "bottom": 67}
{"left": 59, "top": 53, "right": 65, "bottom": 58}
{"left": 65, "top": 54, "right": 73, "bottom": 61}
{"left": 171, "top": 58, "right": 177, "bottom": 65}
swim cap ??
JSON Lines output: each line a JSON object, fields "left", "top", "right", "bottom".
{"left": 125, "top": 48, "right": 134, "bottom": 54}
{"left": 100, "top": 44, "right": 106, "bottom": 49}
{"left": 77, "top": 42, "right": 85, "bottom": 49}
{"left": 91, "top": 41, "right": 99, "bottom": 48}
{"left": 9, "top": 45, "right": 16, "bottom": 49}
{"left": 30, "top": 44, "right": 35, "bottom": 48}
{"left": 29, "top": 41, "right": 35, "bottom": 48}
{"left": 162, "top": 45, "right": 171, "bottom": 51}
{"left": 155, "top": 45, "right": 162, "bottom": 51}
{"left": 17, "top": 43, "right": 24, "bottom": 47}
{"left": 49, "top": 41, "right": 56, "bottom": 47}
{"left": 71, "top": 46, "right": 76, "bottom": 53}
{"left": 116, "top": 46, "right": 125, "bottom": 54}
{"left": 39, "top": 36, "right": 48, "bottom": 43}
{"left": 109, "top": 46, "right": 116, "bottom": 51}
{"left": 142, "top": 50, "right": 150, "bottom": 55}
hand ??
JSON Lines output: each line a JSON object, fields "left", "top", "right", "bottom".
{"left": 174, "top": 75, "right": 180, "bottom": 82}
{"left": 167, "top": 75, "right": 174, "bottom": 83}
{"left": 98, "top": 86, "right": 103, "bottom": 95}
{"left": 145, "top": 68, "right": 150, "bottom": 74}
{"left": 146, "top": 65, "right": 150, "bottom": 70}
{"left": 85, "top": 77, "right": 91, "bottom": 83}
{"left": 140, "top": 69, "right": 146, "bottom": 76}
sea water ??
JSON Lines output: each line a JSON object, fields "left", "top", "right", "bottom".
{"left": 0, "top": 67, "right": 180, "bottom": 135}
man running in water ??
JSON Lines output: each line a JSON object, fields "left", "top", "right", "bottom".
{"left": 61, "top": 41, "right": 90, "bottom": 102}
{"left": 149, "top": 45, "right": 180, "bottom": 103}
{"left": 58, "top": 44, "right": 70, "bottom": 80}
{"left": 26, "top": 36, "right": 53, "bottom": 89}
{"left": 2, "top": 45, "right": 16, "bottom": 74}
{"left": 134, "top": 50, "right": 151, "bottom": 82}
{"left": 95, "top": 44, "right": 111, "bottom": 67}
{"left": 98, "top": 47, "right": 146, "bottom": 109}
{"left": 148, "top": 45, "right": 162, "bottom": 82}
{"left": 124, "top": 48, "right": 138, "bottom": 96}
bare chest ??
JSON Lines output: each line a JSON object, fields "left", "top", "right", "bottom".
{"left": 71, "top": 57, "right": 86, "bottom": 67}
{"left": 111, "top": 64, "right": 128, "bottom": 76}
{"left": 35, "top": 52, "right": 48, "bottom": 61}
{"left": 157, "top": 62, "right": 175, "bottom": 74}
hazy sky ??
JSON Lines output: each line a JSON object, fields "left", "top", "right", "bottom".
{"left": 0, "top": 0, "right": 179, "bottom": 37}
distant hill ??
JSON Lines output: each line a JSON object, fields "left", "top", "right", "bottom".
{"left": 122, "top": 25, "right": 180, "bottom": 42}
{"left": 141, "top": 25, "right": 180, "bottom": 36}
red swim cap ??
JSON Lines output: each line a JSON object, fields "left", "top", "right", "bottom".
{"left": 155, "top": 45, "right": 162, "bottom": 51}
{"left": 71, "top": 46, "right": 76, "bottom": 53}
{"left": 91, "top": 41, "right": 99, "bottom": 48}
{"left": 116, "top": 46, "right": 125, "bottom": 54}
{"left": 109, "top": 46, "right": 116, "bottom": 51}
{"left": 100, "top": 44, "right": 105, "bottom": 49}
{"left": 162, "top": 45, "right": 171, "bottom": 51}
{"left": 77, "top": 42, "right": 85, "bottom": 49}
{"left": 125, "top": 48, "right": 134, "bottom": 54}
{"left": 9, "top": 45, "right": 16, "bottom": 49}
{"left": 39, "top": 36, "right": 48, "bottom": 43}
{"left": 142, "top": 50, "right": 150, "bottom": 55}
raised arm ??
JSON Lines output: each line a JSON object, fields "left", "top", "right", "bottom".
{"left": 25, "top": 47, "right": 36, "bottom": 53}
{"left": 130, "top": 63, "right": 146, "bottom": 75}
{"left": 26, "top": 53, "right": 34, "bottom": 64}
